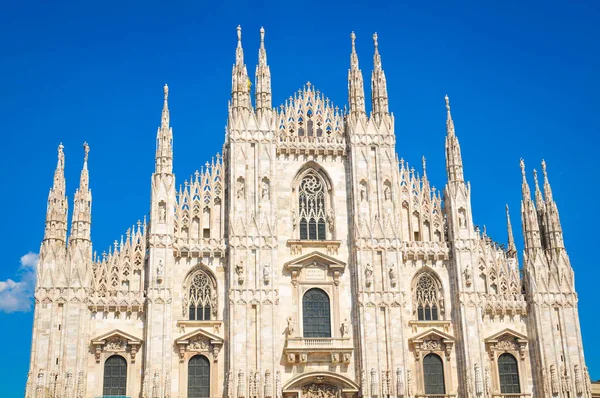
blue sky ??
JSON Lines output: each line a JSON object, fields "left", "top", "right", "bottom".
{"left": 1, "top": 0, "right": 599, "bottom": 394}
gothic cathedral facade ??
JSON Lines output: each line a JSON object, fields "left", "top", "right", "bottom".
{"left": 26, "top": 27, "right": 591, "bottom": 398}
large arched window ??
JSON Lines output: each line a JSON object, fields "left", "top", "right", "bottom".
{"left": 414, "top": 273, "right": 441, "bottom": 321}
{"left": 423, "top": 353, "right": 445, "bottom": 394}
{"left": 498, "top": 353, "right": 520, "bottom": 393}
{"left": 298, "top": 172, "right": 326, "bottom": 240}
{"left": 303, "top": 288, "right": 331, "bottom": 337}
{"left": 188, "top": 270, "right": 216, "bottom": 321}
{"left": 188, "top": 355, "right": 210, "bottom": 398}
{"left": 103, "top": 355, "right": 127, "bottom": 396}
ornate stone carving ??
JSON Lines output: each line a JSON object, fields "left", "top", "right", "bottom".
{"left": 152, "top": 370, "right": 160, "bottom": 398}
{"left": 105, "top": 337, "right": 127, "bottom": 351}
{"left": 464, "top": 263, "right": 472, "bottom": 287}
{"left": 287, "top": 316, "right": 294, "bottom": 336}
{"left": 76, "top": 371, "right": 84, "bottom": 398}
{"left": 361, "top": 370, "right": 367, "bottom": 397}
{"left": 365, "top": 263, "right": 373, "bottom": 287}
{"left": 574, "top": 364, "right": 583, "bottom": 395}
{"left": 264, "top": 369, "right": 272, "bottom": 398}
{"left": 406, "top": 370, "right": 413, "bottom": 397}
{"left": 484, "top": 366, "right": 491, "bottom": 397}
{"left": 474, "top": 363, "right": 482, "bottom": 395}
{"left": 389, "top": 266, "right": 397, "bottom": 287}
{"left": 551, "top": 365, "right": 559, "bottom": 394}
{"left": 263, "top": 263, "right": 271, "bottom": 285}
{"left": 340, "top": 318, "right": 349, "bottom": 337}
{"left": 303, "top": 383, "right": 338, "bottom": 398}
{"left": 396, "top": 368, "right": 404, "bottom": 398}
{"left": 164, "top": 370, "right": 171, "bottom": 398}
{"left": 275, "top": 371, "right": 282, "bottom": 398}
{"left": 422, "top": 338, "right": 441, "bottom": 351}
{"left": 236, "top": 261, "right": 245, "bottom": 285}
{"left": 370, "top": 368, "right": 378, "bottom": 397}
{"left": 227, "top": 371, "right": 234, "bottom": 398}
{"left": 238, "top": 370, "right": 246, "bottom": 398}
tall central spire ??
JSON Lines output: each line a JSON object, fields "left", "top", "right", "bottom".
{"left": 155, "top": 84, "right": 173, "bottom": 175}
{"left": 371, "top": 33, "right": 389, "bottom": 122}
{"left": 255, "top": 27, "right": 272, "bottom": 114}
{"left": 444, "top": 95, "right": 464, "bottom": 184}
{"left": 231, "top": 25, "right": 251, "bottom": 112}
{"left": 348, "top": 31, "right": 366, "bottom": 118}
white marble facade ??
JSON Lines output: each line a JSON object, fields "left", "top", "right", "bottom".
{"left": 26, "top": 27, "right": 592, "bottom": 398}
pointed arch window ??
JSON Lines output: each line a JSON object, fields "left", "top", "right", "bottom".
{"left": 498, "top": 353, "right": 520, "bottom": 393}
{"left": 188, "top": 271, "right": 216, "bottom": 321}
{"left": 302, "top": 288, "right": 331, "bottom": 337}
{"left": 103, "top": 355, "right": 127, "bottom": 396}
{"left": 423, "top": 353, "right": 445, "bottom": 394}
{"left": 298, "top": 172, "right": 326, "bottom": 240}
{"left": 414, "top": 273, "right": 441, "bottom": 321}
{"left": 188, "top": 355, "right": 210, "bottom": 398}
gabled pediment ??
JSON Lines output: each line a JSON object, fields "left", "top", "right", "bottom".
{"left": 91, "top": 329, "right": 142, "bottom": 346}
{"left": 284, "top": 250, "right": 346, "bottom": 269}
{"left": 411, "top": 328, "right": 454, "bottom": 344}
{"left": 284, "top": 250, "right": 346, "bottom": 286}
{"left": 175, "top": 327, "right": 224, "bottom": 346}
{"left": 485, "top": 328, "right": 527, "bottom": 344}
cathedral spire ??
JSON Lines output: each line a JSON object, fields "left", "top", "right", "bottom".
{"left": 533, "top": 169, "right": 545, "bottom": 209}
{"left": 255, "top": 27, "right": 272, "bottom": 114}
{"left": 348, "top": 31, "right": 366, "bottom": 118}
{"left": 444, "top": 95, "right": 464, "bottom": 184}
{"left": 155, "top": 84, "right": 173, "bottom": 175}
{"left": 520, "top": 159, "right": 542, "bottom": 249}
{"left": 43, "top": 143, "right": 68, "bottom": 243}
{"left": 540, "top": 160, "right": 564, "bottom": 249}
{"left": 69, "top": 142, "right": 92, "bottom": 244}
{"left": 371, "top": 33, "right": 389, "bottom": 123}
{"left": 506, "top": 204, "right": 517, "bottom": 257}
{"left": 231, "top": 25, "right": 251, "bottom": 111}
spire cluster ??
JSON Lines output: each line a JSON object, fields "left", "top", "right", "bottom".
{"left": 444, "top": 95, "right": 464, "bottom": 184}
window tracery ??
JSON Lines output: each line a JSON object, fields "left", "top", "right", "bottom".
{"left": 187, "top": 270, "right": 217, "bottom": 321}
{"left": 298, "top": 172, "right": 326, "bottom": 240}
{"left": 414, "top": 273, "right": 441, "bottom": 321}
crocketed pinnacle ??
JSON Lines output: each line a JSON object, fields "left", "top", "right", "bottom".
{"left": 371, "top": 33, "right": 389, "bottom": 121}
{"left": 348, "top": 31, "right": 365, "bottom": 117}
{"left": 231, "top": 25, "right": 251, "bottom": 111}
{"left": 255, "top": 27, "right": 272, "bottom": 112}
{"left": 156, "top": 84, "right": 173, "bottom": 174}
{"left": 70, "top": 142, "right": 92, "bottom": 243}
{"left": 520, "top": 158, "right": 530, "bottom": 200}
{"left": 506, "top": 204, "right": 517, "bottom": 256}
{"left": 444, "top": 95, "right": 464, "bottom": 183}
{"left": 44, "top": 143, "right": 68, "bottom": 243}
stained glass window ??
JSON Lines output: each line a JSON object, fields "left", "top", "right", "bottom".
{"left": 303, "top": 288, "right": 331, "bottom": 337}
{"left": 299, "top": 172, "right": 326, "bottom": 240}
{"left": 498, "top": 353, "right": 520, "bottom": 393}
{"left": 103, "top": 355, "right": 127, "bottom": 396}
{"left": 188, "top": 271, "right": 215, "bottom": 321}
{"left": 423, "top": 353, "right": 445, "bottom": 394}
{"left": 188, "top": 355, "right": 210, "bottom": 398}
{"left": 415, "top": 273, "right": 440, "bottom": 321}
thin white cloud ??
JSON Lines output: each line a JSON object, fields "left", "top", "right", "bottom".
{"left": 0, "top": 252, "right": 38, "bottom": 313}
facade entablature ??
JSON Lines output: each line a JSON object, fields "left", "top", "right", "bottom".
{"left": 88, "top": 291, "right": 145, "bottom": 313}
{"left": 402, "top": 240, "right": 449, "bottom": 261}
{"left": 284, "top": 250, "right": 346, "bottom": 286}
{"left": 173, "top": 242, "right": 226, "bottom": 257}
{"left": 275, "top": 137, "right": 346, "bottom": 157}
{"left": 287, "top": 239, "right": 341, "bottom": 257}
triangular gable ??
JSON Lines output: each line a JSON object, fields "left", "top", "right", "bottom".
{"left": 411, "top": 328, "right": 455, "bottom": 344}
{"left": 485, "top": 328, "right": 527, "bottom": 343}
{"left": 91, "top": 329, "right": 142, "bottom": 345}
{"left": 175, "top": 327, "right": 224, "bottom": 346}
{"left": 284, "top": 251, "right": 346, "bottom": 268}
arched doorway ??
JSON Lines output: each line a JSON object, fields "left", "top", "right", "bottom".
{"left": 188, "top": 355, "right": 210, "bottom": 398}
{"left": 103, "top": 355, "right": 127, "bottom": 396}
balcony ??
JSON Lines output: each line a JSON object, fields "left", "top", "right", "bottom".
{"left": 284, "top": 337, "right": 353, "bottom": 364}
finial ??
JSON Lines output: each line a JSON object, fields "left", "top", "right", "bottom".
{"left": 373, "top": 32, "right": 379, "bottom": 49}
{"left": 351, "top": 31, "right": 356, "bottom": 49}
{"left": 422, "top": 156, "right": 427, "bottom": 175}
{"left": 58, "top": 142, "right": 64, "bottom": 152}
{"left": 519, "top": 158, "right": 525, "bottom": 177}
{"left": 533, "top": 169, "right": 539, "bottom": 188}
{"left": 237, "top": 25, "right": 242, "bottom": 43}
{"left": 164, "top": 84, "right": 169, "bottom": 101}
{"left": 541, "top": 159, "right": 547, "bottom": 177}
{"left": 83, "top": 142, "right": 90, "bottom": 163}
{"left": 260, "top": 26, "right": 265, "bottom": 44}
